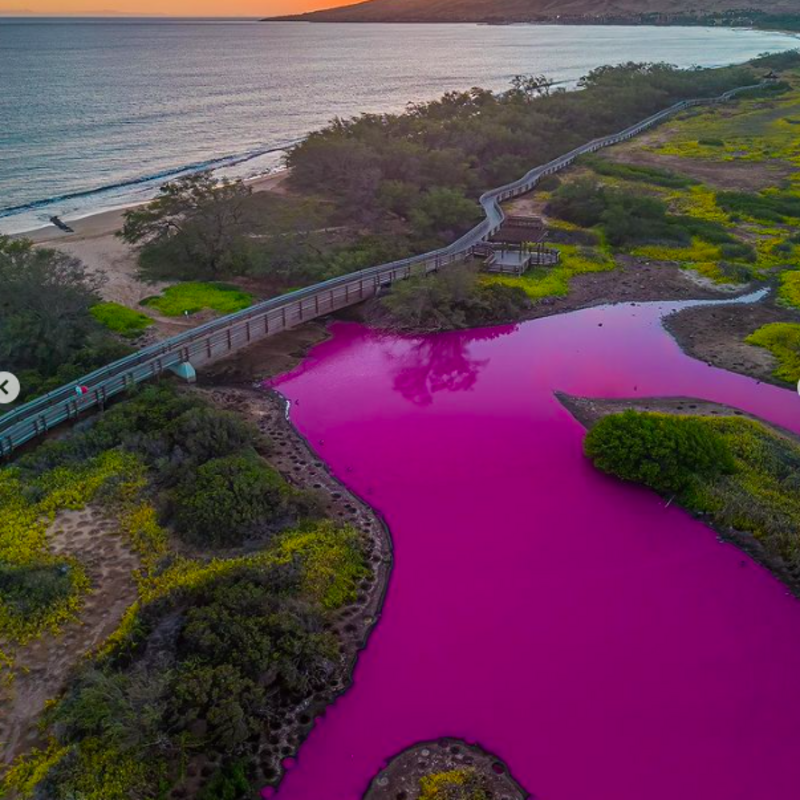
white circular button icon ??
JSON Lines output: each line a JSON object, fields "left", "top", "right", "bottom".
{"left": 0, "top": 372, "right": 21, "bottom": 405}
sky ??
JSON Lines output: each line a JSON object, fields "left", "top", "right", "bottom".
{"left": 0, "top": 0, "right": 344, "bottom": 15}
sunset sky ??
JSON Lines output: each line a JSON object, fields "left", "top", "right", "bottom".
{"left": 0, "top": 0, "right": 343, "bottom": 15}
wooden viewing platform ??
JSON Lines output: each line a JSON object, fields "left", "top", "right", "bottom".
{"left": 0, "top": 81, "right": 772, "bottom": 458}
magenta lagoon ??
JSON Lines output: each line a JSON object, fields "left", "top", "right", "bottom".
{"left": 268, "top": 296, "right": 800, "bottom": 800}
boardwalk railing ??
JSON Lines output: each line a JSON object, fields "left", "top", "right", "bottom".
{"left": 0, "top": 81, "right": 769, "bottom": 457}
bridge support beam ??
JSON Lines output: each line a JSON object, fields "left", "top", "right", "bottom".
{"left": 168, "top": 361, "right": 197, "bottom": 383}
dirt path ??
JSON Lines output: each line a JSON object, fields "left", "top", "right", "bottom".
{"left": 0, "top": 509, "right": 139, "bottom": 766}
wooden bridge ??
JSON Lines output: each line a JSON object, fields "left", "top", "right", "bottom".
{"left": 0, "top": 82, "right": 769, "bottom": 458}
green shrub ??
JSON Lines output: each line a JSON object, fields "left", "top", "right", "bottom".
{"left": 167, "top": 406, "right": 261, "bottom": 465}
{"left": 546, "top": 180, "right": 734, "bottom": 249}
{"left": 698, "top": 138, "right": 725, "bottom": 147}
{"left": 89, "top": 302, "right": 153, "bottom": 338}
{"left": 719, "top": 242, "right": 756, "bottom": 263}
{"left": 536, "top": 174, "right": 562, "bottom": 192}
{"left": 378, "top": 265, "right": 530, "bottom": 332}
{"left": 584, "top": 411, "right": 736, "bottom": 495}
{"left": 0, "top": 562, "right": 74, "bottom": 620}
{"left": 746, "top": 322, "right": 800, "bottom": 383}
{"left": 171, "top": 454, "right": 288, "bottom": 546}
{"left": 717, "top": 261, "right": 754, "bottom": 284}
{"left": 716, "top": 191, "right": 800, "bottom": 224}
{"left": 583, "top": 155, "right": 697, "bottom": 188}
{"left": 198, "top": 761, "right": 250, "bottom": 800}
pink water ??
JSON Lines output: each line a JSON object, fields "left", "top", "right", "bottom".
{"left": 269, "top": 298, "right": 800, "bottom": 800}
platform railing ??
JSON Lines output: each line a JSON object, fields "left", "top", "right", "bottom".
{"left": 0, "top": 81, "right": 770, "bottom": 457}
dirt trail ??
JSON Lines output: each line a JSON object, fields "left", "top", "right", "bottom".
{"left": 0, "top": 509, "right": 139, "bottom": 766}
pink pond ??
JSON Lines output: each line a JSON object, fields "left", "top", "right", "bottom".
{"left": 268, "top": 297, "right": 800, "bottom": 800}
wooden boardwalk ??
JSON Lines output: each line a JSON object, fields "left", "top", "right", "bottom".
{"left": 0, "top": 82, "right": 768, "bottom": 457}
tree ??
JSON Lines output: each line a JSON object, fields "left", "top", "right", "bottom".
{"left": 509, "top": 73, "right": 555, "bottom": 101}
{"left": 0, "top": 236, "right": 105, "bottom": 376}
{"left": 118, "top": 172, "right": 252, "bottom": 280}
{"left": 409, "top": 188, "right": 479, "bottom": 239}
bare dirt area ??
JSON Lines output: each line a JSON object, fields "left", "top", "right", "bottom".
{"left": 364, "top": 738, "right": 528, "bottom": 800}
{"left": 664, "top": 296, "right": 800, "bottom": 387}
{"left": 0, "top": 508, "right": 140, "bottom": 766}
{"left": 524, "top": 256, "right": 751, "bottom": 320}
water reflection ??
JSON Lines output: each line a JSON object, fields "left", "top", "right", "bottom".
{"left": 383, "top": 325, "right": 517, "bottom": 406}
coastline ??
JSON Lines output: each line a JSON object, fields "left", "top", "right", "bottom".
{"left": 17, "top": 170, "right": 291, "bottom": 309}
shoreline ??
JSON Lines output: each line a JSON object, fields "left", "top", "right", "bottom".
{"left": 195, "top": 328, "right": 394, "bottom": 794}
{"left": 20, "top": 169, "right": 291, "bottom": 244}
{"left": 557, "top": 392, "right": 800, "bottom": 598}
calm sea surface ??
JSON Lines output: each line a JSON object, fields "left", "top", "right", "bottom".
{"left": 0, "top": 19, "right": 797, "bottom": 233}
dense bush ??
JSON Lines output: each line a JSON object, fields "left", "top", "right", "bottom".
{"left": 716, "top": 190, "right": 800, "bottom": 224}
{"left": 547, "top": 179, "right": 738, "bottom": 249}
{"left": 172, "top": 454, "right": 288, "bottom": 546}
{"left": 0, "top": 562, "right": 73, "bottom": 620}
{"left": 584, "top": 410, "right": 736, "bottom": 495}
{"left": 376, "top": 264, "right": 530, "bottom": 331}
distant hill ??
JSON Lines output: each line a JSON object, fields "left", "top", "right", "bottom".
{"left": 266, "top": 0, "right": 800, "bottom": 25}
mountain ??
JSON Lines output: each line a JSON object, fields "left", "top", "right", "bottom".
{"left": 266, "top": 0, "right": 799, "bottom": 24}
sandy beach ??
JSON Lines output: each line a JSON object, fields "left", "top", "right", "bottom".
{"left": 21, "top": 171, "right": 291, "bottom": 307}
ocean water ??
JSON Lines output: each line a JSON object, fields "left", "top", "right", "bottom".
{"left": 0, "top": 19, "right": 797, "bottom": 234}
{"left": 269, "top": 300, "right": 800, "bottom": 800}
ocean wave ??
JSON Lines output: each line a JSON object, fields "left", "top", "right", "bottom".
{"left": 0, "top": 138, "right": 303, "bottom": 220}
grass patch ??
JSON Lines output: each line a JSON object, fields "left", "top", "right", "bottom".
{"left": 779, "top": 270, "right": 800, "bottom": 309}
{"left": 746, "top": 322, "right": 800, "bottom": 383}
{"left": 142, "top": 282, "right": 253, "bottom": 317}
{"left": 585, "top": 411, "right": 800, "bottom": 576}
{"left": 90, "top": 302, "right": 153, "bottom": 338}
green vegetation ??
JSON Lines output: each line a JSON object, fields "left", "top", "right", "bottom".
{"left": 582, "top": 155, "right": 698, "bottom": 189}
{"left": 746, "top": 323, "right": 800, "bottom": 383}
{"left": 89, "top": 301, "right": 153, "bottom": 337}
{"left": 142, "top": 281, "right": 253, "bottom": 316}
{"left": 585, "top": 411, "right": 735, "bottom": 495}
{"left": 376, "top": 264, "right": 530, "bottom": 331}
{"left": 1, "top": 383, "right": 369, "bottom": 798}
{"left": 585, "top": 411, "right": 800, "bottom": 579}
{"left": 0, "top": 236, "right": 131, "bottom": 403}
{"left": 779, "top": 271, "right": 800, "bottom": 309}
{"left": 172, "top": 454, "right": 289, "bottom": 547}
{"left": 419, "top": 768, "right": 489, "bottom": 800}
{"left": 546, "top": 178, "right": 737, "bottom": 250}
{"left": 485, "top": 244, "right": 615, "bottom": 300}
{"left": 119, "top": 172, "right": 253, "bottom": 279}
{"left": 716, "top": 190, "right": 800, "bottom": 224}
